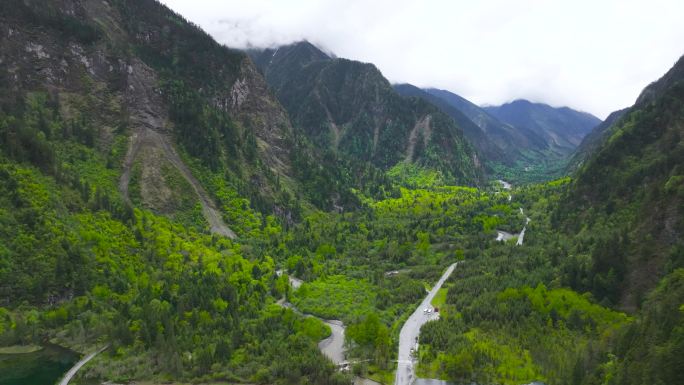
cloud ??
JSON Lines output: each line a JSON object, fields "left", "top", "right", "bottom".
{"left": 160, "top": 0, "right": 684, "bottom": 118}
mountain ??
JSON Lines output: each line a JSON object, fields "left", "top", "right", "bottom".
{"left": 484, "top": 99, "right": 601, "bottom": 155}
{"left": 2, "top": 2, "right": 682, "bottom": 385}
{"left": 0, "top": 0, "right": 313, "bottom": 233}
{"left": 0, "top": 1, "right": 363, "bottom": 382}
{"left": 404, "top": 87, "right": 601, "bottom": 182}
{"left": 561, "top": 55, "right": 684, "bottom": 308}
{"left": 393, "top": 84, "right": 507, "bottom": 164}
{"left": 554, "top": 54, "right": 684, "bottom": 385}
{"left": 423, "top": 88, "right": 547, "bottom": 158}
{"left": 248, "top": 41, "right": 484, "bottom": 186}
{"left": 567, "top": 107, "right": 629, "bottom": 171}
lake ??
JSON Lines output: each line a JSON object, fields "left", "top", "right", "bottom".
{"left": 0, "top": 344, "right": 79, "bottom": 385}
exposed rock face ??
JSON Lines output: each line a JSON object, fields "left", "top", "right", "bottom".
{"left": 406, "top": 115, "right": 432, "bottom": 162}
{"left": 228, "top": 57, "right": 294, "bottom": 176}
{"left": 120, "top": 58, "right": 236, "bottom": 238}
{"left": 248, "top": 41, "right": 484, "bottom": 186}
{"left": 0, "top": 0, "right": 306, "bottom": 236}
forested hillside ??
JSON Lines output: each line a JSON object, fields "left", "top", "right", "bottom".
{"left": 567, "top": 108, "right": 629, "bottom": 171}
{"left": 0, "top": 1, "right": 682, "bottom": 385}
{"left": 0, "top": 0, "right": 370, "bottom": 383}
{"left": 408, "top": 55, "right": 684, "bottom": 385}
{"left": 561, "top": 55, "right": 684, "bottom": 310}
{"left": 395, "top": 85, "right": 603, "bottom": 183}
{"left": 393, "top": 84, "right": 507, "bottom": 165}
{"left": 248, "top": 42, "right": 484, "bottom": 186}
{"left": 483, "top": 100, "right": 600, "bottom": 154}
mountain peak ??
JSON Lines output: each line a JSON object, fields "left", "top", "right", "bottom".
{"left": 280, "top": 40, "right": 332, "bottom": 61}
{"left": 635, "top": 54, "right": 684, "bottom": 106}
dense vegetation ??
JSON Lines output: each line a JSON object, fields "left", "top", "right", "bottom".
{"left": 1, "top": 1, "right": 683, "bottom": 385}
{"left": 249, "top": 42, "right": 484, "bottom": 186}
{"left": 0, "top": 92, "right": 348, "bottom": 384}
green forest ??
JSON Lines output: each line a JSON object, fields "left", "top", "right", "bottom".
{"left": 1, "top": 1, "right": 683, "bottom": 385}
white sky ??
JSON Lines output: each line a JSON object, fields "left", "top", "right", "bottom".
{"left": 159, "top": 0, "right": 684, "bottom": 119}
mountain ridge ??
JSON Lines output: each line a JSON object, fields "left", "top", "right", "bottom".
{"left": 248, "top": 41, "right": 485, "bottom": 186}
{"left": 395, "top": 85, "right": 602, "bottom": 182}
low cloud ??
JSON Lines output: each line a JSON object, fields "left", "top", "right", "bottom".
{"left": 161, "top": 0, "right": 684, "bottom": 118}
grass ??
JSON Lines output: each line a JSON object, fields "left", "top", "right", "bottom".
{"left": 431, "top": 288, "right": 447, "bottom": 308}
{"left": 365, "top": 364, "right": 395, "bottom": 385}
{"left": 0, "top": 345, "right": 43, "bottom": 354}
{"left": 290, "top": 275, "right": 376, "bottom": 322}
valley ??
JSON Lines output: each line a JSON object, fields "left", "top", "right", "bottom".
{"left": 0, "top": 1, "right": 683, "bottom": 385}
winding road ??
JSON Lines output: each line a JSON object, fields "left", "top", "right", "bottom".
{"left": 58, "top": 345, "right": 107, "bottom": 385}
{"left": 318, "top": 320, "right": 346, "bottom": 364}
{"left": 395, "top": 263, "right": 457, "bottom": 385}
{"left": 276, "top": 270, "right": 346, "bottom": 365}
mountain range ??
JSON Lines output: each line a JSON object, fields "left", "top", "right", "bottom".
{"left": 395, "top": 84, "right": 601, "bottom": 181}
{"left": 0, "top": 1, "right": 682, "bottom": 385}
{"left": 248, "top": 41, "right": 484, "bottom": 186}
{"left": 249, "top": 41, "right": 602, "bottom": 183}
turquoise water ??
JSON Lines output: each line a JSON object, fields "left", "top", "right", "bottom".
{"left": 0, "top": 344, "right": 79, "bottom": 385}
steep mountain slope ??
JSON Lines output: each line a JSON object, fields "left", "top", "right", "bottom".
{"left": 423, "top": 87, "right": 545, "bottom": 159}
{"left": 393, "top": 84, "right": 506, "bottom": 164}
{"left": 0, "top": 0, "right": 311, "bottom": 236}
{"left": 0, "top": 1, "right": 355, "bottom": 383}
{"left": 559, "top": 55, "right": 684, "bottom": 310}
{"left": 412, "top": 87, "right": 601, "bottom": 182}
{"left": 567, "top": 107, "right": 629, "bottom": 171}
{"left": 484, "top": 99, "right": 601, "bottom": 155}
{"left": 248, "top": 42, "right": 484, "bottom": 186}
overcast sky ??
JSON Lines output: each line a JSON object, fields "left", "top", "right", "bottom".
{"left": 159, "top": 0, "right": 684, "bottom": 119}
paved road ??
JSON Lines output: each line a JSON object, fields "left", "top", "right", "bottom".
{"left": 276, "top": 271, "right": 345, "bottom": 365}
{"left": 58, "top": 345, "right": 107, "bottom": 385}
{"left": 395, "top": 263, "right": 457, "bottom": 385}
{"left": 318, "top": 319, "right": 345, "bottom": 364}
